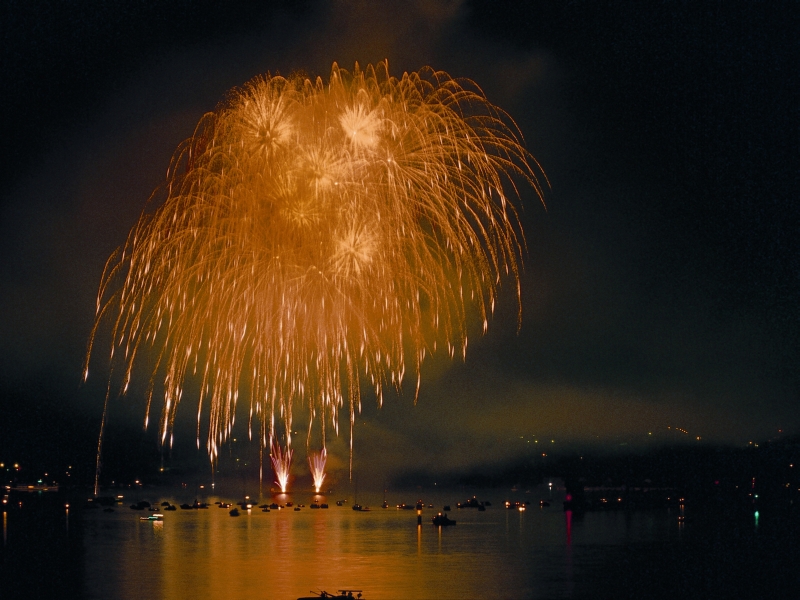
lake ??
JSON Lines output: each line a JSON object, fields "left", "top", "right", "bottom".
{"left": 1, "top": 483, "right": 797, "bottom": 599}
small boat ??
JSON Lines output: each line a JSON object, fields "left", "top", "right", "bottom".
{"left": 539, "top": 500, "right": 551, "bottom": 507}
{"left": 297, "top": 590, "right": 363, "bottom": 599}
{"left": 262, "top": 507, "right": 270, "bottom": 512}
{"left": 269, "top": 503, "right": 279, "bottom": 510}
{"left": 294, "top": 507, "right": 301, "bottom": 511}
{"left": 431, "top": 513, "right": 456, "bottom": 526}
{"left": 457, "top": 497, "right": 482, "bottom": 509}
{"left": 320, "top": 503, "right": 329, "bottom": 509}
{"left": 310, "top": 503, "right": 320, "bottom": 509}
{"left": 139, "top": 514, "right": 163, "bottom": 521}
{"left": 229, "top": 508, "right": 240, "bottom": 517}
{"left": 336, "top": 500, "right": 345, "bottom": 506}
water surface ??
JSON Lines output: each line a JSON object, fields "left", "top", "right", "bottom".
{"left": 2, "top": 485, "right": 797, "bottom": 599}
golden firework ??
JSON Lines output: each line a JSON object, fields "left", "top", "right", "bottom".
{"left": 87, "top": 61, "right": 544, "bottom": 480}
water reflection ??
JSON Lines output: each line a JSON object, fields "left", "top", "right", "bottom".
{"left": 5, "top": 481, "right": 798, "bottom": 599}
{"left": 80, "top": 489, "right": 569, "bottom": 599}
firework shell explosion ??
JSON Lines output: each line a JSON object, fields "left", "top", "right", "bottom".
{"left": 87, "top": 60, "right": 544, "bottom": 475}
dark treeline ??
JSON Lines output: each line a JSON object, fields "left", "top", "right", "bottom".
{"left": 453, "top": 437, "right": 800, "bottom": 513}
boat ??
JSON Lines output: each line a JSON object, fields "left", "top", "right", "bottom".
{"left": 457, "top": 496, "right": 483, "bottom": 509}
{"left": 431, "top": 513, "right": 456, "bottom": 526}
{"left": 297, "top": 590, "right": 363, "bottom": 599}
{"left": 139, "top": 514, "right": 163, "bottom": 521}
{"left": 11, "top": 482, "right": 59, "bottom": 492}
{"left": 229, "top": 508, "right": 240, "bottom": 517}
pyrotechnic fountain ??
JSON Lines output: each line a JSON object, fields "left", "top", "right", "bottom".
{"left": 309, "top": 448, "right": 327, "bottom": 494}
{"left": 86, "top": 60, "right": 544, "bottom": 493}
{"left": 270, "top": 439, "right": 292, "bottom": 493}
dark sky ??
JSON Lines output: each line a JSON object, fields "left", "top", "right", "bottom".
{"left": 1, "top": 0, "right": 798, "bottom": 482}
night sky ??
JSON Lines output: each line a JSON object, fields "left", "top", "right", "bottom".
{"left": 1, "top": 1, "right": 797, "bottom": 484}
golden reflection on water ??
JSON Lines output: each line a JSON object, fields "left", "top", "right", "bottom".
{"left": 84, "top": 498, "right": 543, "bottom": 599}
{"left": 81, "top": 487, "right": 680, "bottom": 600}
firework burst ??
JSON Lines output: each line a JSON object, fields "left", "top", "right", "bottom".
{"left": 86, "top": 60, "right": 544, "bottom": 481}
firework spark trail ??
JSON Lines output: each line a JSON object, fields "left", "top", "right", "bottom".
{"left": 308, "top": 448, "right": 327, "bottom": 493}
{"left": 86, "top": 60, "right": 544, "bottom": 482}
